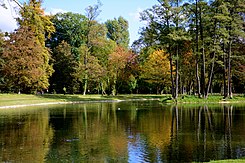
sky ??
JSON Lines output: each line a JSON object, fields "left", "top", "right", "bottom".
{"left": 0, "top": 0, "right": 158, "bottom": 45}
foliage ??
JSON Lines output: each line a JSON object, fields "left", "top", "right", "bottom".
{"left": 1, "top": 0, "right": 244, "bottom": 96}
{"left": 0, "top": 0, "right": 55, "bottom": 93}
{"left": 48, "top": 12, "right": 87, "bottom": 53}
{"left": 17, "top": 0, "right": 55, "bottom": 45}
{"left": 105, "top": 16, "right": 130, "bottom": 48}
{"left": 78, "top": 45, "right": 107, "bottom": 88}
{"left": 108, "top": 46, "right": 134, "bottom": 95}
{"left": 0, "top": 31, "right": 5, "bottom": 89}
{"left": 51, "top": 41, "right": 78, "bottom": 93}
{"left": 1, "top": 26, "right": 51, "bottom": 92}
{"left": 140, "top": 49, "right": 171, "bottom": 93}
{"left": 135, "top": 0, "right": 245, "bottom": 97}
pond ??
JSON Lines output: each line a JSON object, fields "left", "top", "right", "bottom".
{"left": 0, "top": 101, "right": 245, "bottom": 162}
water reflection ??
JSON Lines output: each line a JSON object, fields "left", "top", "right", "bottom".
{"left": 0, "top": 102, "right": 245, "bottom": 162}
{"left": 0, "top": 108, "right": 53, "bottom": 162}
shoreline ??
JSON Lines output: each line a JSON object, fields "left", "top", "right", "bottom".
{"left": 0, "top": 94, "right": 244, "bottom": 109}
{"left": 0, "top": 98, "right": 161, "bottom": 109}
{"left": 1, "top": 98, "right": 244, "bottom": 109}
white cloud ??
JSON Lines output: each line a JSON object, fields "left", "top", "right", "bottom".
{"left": 0, "top": 1, "right": 67, "bottom": 32}
{"left": 45, "top": 8, "right": 67, "bottom": 15}
{"left": 129, "top": 8, "right": 143, "bottom": 21}
{"left": 0, "top": 0, "right": 19, "bottom": 32}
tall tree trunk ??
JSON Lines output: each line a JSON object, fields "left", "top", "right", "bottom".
{"left": 83, "top": 74, "right": 88, "bottom": 95}
{"left": 205, "top": 52, "right": 215, "bottom": 99}
{"left": 170, "top": 53, "right": 175, "bottom": 99}
{"left": 227, "top": 40, "right": 232, "bottom": 98}
{"left": 206, "top": 20, "right": 217, "bottom": 98}
{"left": 112, "top": 73, "right": 117, "bottom": 96}
{"left": 223, "top": 43, "right": 227, "bottom": 98}
{"left": 175, "top": 45, "right": 179, "bottom": 99}
{"left": 83, "top": 49, "right": 88, "bottom": 95}
{"left": 200, "top": 6, "right": 205, "bottom": 98}
{"left": 174, "top": 0, "right": 179, "bottom": 100}
{"left": 195, "top": 0, "right": 201, "bottom": 98}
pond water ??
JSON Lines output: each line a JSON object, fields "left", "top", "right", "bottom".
{"left": 0, "top": 101, "right": 245, "bottom": 162}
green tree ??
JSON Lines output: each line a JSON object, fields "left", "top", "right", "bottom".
{"left": 78, "top": 50, "right": 107, "bottom": 94}
{"left": 91, "top": 39, "right": 117, "bottom": 94}
{"left": 47, "top": 12, "right": 87, "bottom": 93}
{"left": 81, "top": 1, "right": 104, "bottom": 95}
{"left": 51, "top": 41, "right": 78, "bottom": 93}
{"left": 138, "top": 0, "right": 190, "bottom": 98}
{"left": 105, "top": 16, "right": 130, "bottom": 48}
{"left": 224, "top": 0, "right": 245, "bottom": 98}
{"left": 48, "top": 12, "right": 87, "bottom": 59}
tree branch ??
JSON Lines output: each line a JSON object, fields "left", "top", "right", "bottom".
{"left": 11, "top": 0, "right": 23, "bottom": 9}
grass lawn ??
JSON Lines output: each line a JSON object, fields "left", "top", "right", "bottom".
{"left": 209, "top": 159, "right": 245, "bottom": 162}
{"left": 0, "top": 93, "right": 244, "bottom": 108}
{"left": 161, "top": 94, "right": 245, "bottom": 104}
{"left": 0, "top": 93, "right": 163, "bottom": 107}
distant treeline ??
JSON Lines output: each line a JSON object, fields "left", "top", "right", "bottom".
{"left": 0, "top": 0, "right": 244, "bottom": 99}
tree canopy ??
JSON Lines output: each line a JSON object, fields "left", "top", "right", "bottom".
{"left": 0, "top": 0, "right": 244, "bottom": 96}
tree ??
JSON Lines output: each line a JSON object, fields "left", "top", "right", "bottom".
{"left": 51, "top": 41, "right": 78, "bottom": 93}
{"left": 138, "top": 0, "right": 190, "bottom": 98}
{"left": 108, "top": 46, "right": 133, "bottom": 95}
{"left": 225, "top": 0, "right": 245, "bottom": 98}
{"left": 47, "top": 12, "right": 88, "bottom": 93}
{"left": 105, "top": 16, "right": 130, "bottom": 48}
{"left": 91, "top": 39, "right": 117, "bottom": 94}
{"left": 0, "top": 31, "right": 5, "bottom": 89}
{"left": 18, "top": 0, "right": 55, "bottom": 45}
{"left": 135, "top": 0, "right": 245, "bottom": 97}
{"left": 1, "top": 26, "right": 51, "bottom": 93}
{"left": 81, "top": 1, "right": 103, "bottom": 95}
{"left": 14, "top": 0, "right": 55, "bottom": 92}
{"left": 178, "top": 42, "right": 195, "bottom": 95}
{"left": 47, "top": 12, "right": 87, "bottom": 59}
{"left": 78, "top": 52, "right": 107, "bottom": 94}
{"left": 140, "top": 49, "right": 171, "bottom": 94}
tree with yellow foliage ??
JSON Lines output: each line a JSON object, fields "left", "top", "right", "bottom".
{"left": 140, "top": 49, "right": 171, "bottom": 94}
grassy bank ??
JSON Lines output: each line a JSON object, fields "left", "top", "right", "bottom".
{"left": 0, "top": 94, "right": 163, "bottom": 107}
{"left": 209, "top": 159, "right": 245, "bottom": 162}
{"left": 161, "top": 94, "right": 245, "bottom": 104}
{"left": 0, "top": 94, "right": 244, "bottom": 108}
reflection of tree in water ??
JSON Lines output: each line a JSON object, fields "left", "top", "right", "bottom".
{"left": 46, "top": 101, "right": 172, "bottom": 162}
{"left": 0, "top": 108, "right": 54, "bottom": 162}
{"left": 49, "top": 102, "right": 245, "bottom": 162}
{"left": 46, "top": 102, "right": 130, "bottom": 162}
{"left": 6, "top": 102, "right": 242, "bottom": 162}
{"left": 127, "top": 104, "right": 173, "bottom": 162}
{"left": 165, "top": 104, "right": 245, "bottom": 162}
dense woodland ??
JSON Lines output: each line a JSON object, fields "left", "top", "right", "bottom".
{"left": 0, "top": 0, "right": 244, "bottom": 99}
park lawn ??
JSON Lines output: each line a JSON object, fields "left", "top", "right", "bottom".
{"left": 161, "top": 94, "right": 245, "bottom": 104}
{"left": 209, "top": 159, "right": 245, "bottom": 162}
{"left": 0, "top": 94, "right": 163, "bottom": 107}
{"left": 0, "top": 93, "right": 244, "bottom": 107}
